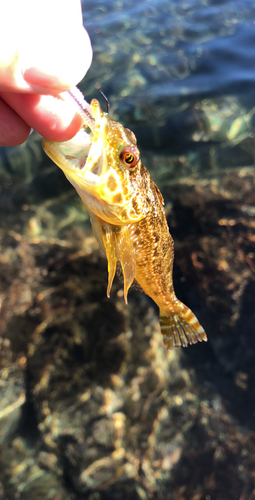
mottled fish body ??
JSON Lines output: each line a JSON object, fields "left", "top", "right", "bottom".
{"left": 43, "top": 92, "right": 207, "bottom": 349}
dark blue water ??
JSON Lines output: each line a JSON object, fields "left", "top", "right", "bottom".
{"left": 82, "top": 0, "right": 255, "bottom": 101}
{"left": 79, "top": 0, "right": 255, "bottom": 180}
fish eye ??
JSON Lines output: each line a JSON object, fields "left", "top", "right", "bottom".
{"left": 119, "top": 146, "right": 139, "bottom": 168}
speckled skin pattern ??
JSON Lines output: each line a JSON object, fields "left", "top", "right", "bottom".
{"left": 127, "top": 163, "right": 207, "bottom": 348}
{"left": 43, "top": 99, "right": 207, "bottom": 349}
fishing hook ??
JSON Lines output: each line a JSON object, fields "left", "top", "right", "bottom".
{"left": 100, "top": 90, "right": 110, "bottom": 114}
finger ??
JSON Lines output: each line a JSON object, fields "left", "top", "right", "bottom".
{"left": 0, "top": 98, "right": 31, "bottom": 146}
{"left": 0, "top": 0, "right": 92, "bottom": 94}
{"left": 1, "top": 92, "right": 84, "bottom": 142}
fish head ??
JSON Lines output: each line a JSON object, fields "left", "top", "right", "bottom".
{"left": 43, "top": 98, "right": 148, "bottom": 225}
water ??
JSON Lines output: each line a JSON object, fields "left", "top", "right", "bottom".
{"left": 1, "top": 1, "right": 255, "bottom": 499}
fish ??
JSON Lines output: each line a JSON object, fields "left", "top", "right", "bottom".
{"left": 42, "top": 88, "right": 207, "bottom": 349}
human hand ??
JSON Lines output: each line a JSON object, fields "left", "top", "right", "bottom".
{"left": 0, "top": 0, "right": 92, "bottom": 147}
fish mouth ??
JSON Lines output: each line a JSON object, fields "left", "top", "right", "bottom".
{"left": 42, "top": 115, "right": 104, "bottom": 189}
{"left": 42, "top": 90, "right": 107, "bottom": 189}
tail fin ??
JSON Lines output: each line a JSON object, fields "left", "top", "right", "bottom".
{"left": 160, "top": 300, "right": 207, "bottom": 349}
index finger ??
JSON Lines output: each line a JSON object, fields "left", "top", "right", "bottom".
{"left": 0, "top": 91, "right": 84, "bottom": 142}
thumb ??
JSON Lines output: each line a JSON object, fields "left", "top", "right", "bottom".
{"left": 0, "top": 0, "right": 92, "bottom": 94}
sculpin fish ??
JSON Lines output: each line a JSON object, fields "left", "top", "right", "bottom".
{"left": 42, "top": 88, "right": 207, "bottom": 349}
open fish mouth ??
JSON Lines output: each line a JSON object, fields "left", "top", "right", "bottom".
{"left": 43, "top": 127, "right": 99, "bottom": 187}
{"left": 42, "top": 88, "right": 104, "bottom": 188}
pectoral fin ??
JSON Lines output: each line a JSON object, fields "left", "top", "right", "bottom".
{"left": 92, "top": 220, "right": 136, "bottom": 303}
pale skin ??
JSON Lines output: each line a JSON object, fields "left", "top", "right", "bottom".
{"left": 0, "top": 0, "right": 93, "bottom": 147}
